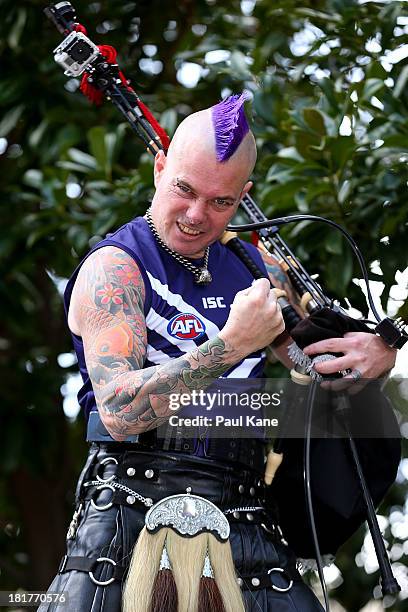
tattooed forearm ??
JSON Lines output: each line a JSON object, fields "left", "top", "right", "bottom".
{"left": 96, "top": 335, "right": 237, "bottom": 439}
{"left": 71, "top": 246, "right": 241, "bottom": 440}
{"left": 259, "top": 249, "right": 303, "bottom": 314}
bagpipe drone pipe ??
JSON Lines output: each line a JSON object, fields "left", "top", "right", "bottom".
{"left": 44, "top": 2, "right": 406, "bottom": 605}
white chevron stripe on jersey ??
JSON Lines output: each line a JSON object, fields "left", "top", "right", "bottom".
{"left": 225, "top": 356, "right": 265, "bottom": 378}
{"left": 146, "top": 344, "right": 172, "bottom": 365}
{"left": 146, "top": 271, "right": 221, "bottom": 337}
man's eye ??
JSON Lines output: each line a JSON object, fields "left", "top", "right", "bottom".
{"left": 176, "top": 182, "right": 190, "bottom": 193}
{"left": 214, "top": 199, "right": 232, "bottom": 208}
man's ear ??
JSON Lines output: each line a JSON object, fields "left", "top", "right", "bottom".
{"left": 240, "top": 180, "right": 253, "bottom": 200}
{"left": 153, "top": 150, "right": 166, "bottom": 188}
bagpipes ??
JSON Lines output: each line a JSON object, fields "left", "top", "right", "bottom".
{"left": 44, "top": 2, "right": 406, "bottom": 608}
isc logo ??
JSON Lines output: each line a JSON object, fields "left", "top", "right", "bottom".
{"left": 167, "top": 313, "right": 206, "bottom": 340}
{"left": 202, "top": 296, "right": 226, "bottom": 309}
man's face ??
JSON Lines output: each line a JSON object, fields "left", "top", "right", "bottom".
{"left": 149, "top": 148, "right": 252, "bottom": 258}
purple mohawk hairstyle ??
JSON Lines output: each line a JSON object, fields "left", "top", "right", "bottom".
{"left": 211, "top": 91, "right": 251, "bottom": 162}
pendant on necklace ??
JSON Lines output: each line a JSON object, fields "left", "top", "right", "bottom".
{"left": 195, "top": 269, "right": 212, "bottom": 285}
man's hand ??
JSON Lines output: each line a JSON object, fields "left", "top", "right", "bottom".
{"left": 219, "top": 278, "right": 285, "bottom": 359}
{"left": 303, "top": 331, "right": 397, "bottom": 381}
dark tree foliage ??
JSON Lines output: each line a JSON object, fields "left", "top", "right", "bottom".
{"left": 0, "top": 0, "right": 407, "bottom": 609}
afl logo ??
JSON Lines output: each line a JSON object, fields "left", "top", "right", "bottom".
{"left": 167, "top": 313, "right": 206, "bottom": 340}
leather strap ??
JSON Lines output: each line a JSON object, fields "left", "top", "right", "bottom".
{"left": 58, "top": 555, "right": 126, "bottom": 581}
{"left": 75, "top": 444, "right": 99, "bottom": 504}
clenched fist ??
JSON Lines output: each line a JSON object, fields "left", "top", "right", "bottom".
{"left": 219, "top": 278, "right": 285, "bottom": 360}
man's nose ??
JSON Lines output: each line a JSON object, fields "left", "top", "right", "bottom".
{"left": 185, "top": 198, "right": 207, "bottom": 225}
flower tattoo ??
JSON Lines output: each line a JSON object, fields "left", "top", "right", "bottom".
{"left": 115, "top": 265, "right": 140, "bottom": 285}
{"left": 96, "top": 283, "right": 124, "bottom": 305}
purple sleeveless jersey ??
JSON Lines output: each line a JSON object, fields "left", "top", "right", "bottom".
{"left": 64, "top": 216, "right": 268, "bottom": 443}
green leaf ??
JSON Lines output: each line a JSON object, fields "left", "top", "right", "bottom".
{"left": 92, "top": 214, "right": 118, "bottom": 236}
{"left": 67, "top": 226, "right": 89, "bottom": 252}
{"left": 56, "top": 161, "right": 94, "bottom": 174}
{"left": 265, "top": 165, "right": 295, "bottom": 183}
{"left": 326, "top": 248, "right": 353, "bottom": 295}
{"left": 29, "top": 120, "right": 49, "bottom": 149}
{"left": 229, "top": 51, "right": 251, "bottom": 78}
{"left": 254, "top": 91, "right": 280, "bottom": 127}
{"left": 0, "top": 105, "right": 24, "bottom": 137}
{"left": 261, "top": 180, "right": 305, "bottom": 209}
{"left": 326, "top": 136, "right": 356, "bottom": 171}
{"left": 294, "top": 7, "right": 341, "bottom": 22}
{"left": 294, "top": 132, "right": 323, "bottom": 160}
{"left": 317, "top": 78, "right": 341, "bottom": 114}
{"left": 393, "top": 65, "right": 408, "bottom": 99}
{"left": 259, "top": 31, "right": 286, "bottom": 58}
{"left": 7, "top": 8, "right": 27, "bottom": 50}
{"left": 67, "top": 148, "right": 98, "bottom": 170}
{"left": 276, "top": 147, "right": 304, "bottom": 162}
{"left": 366, "top": 61, "right": 388, "bottom": 81}
{"left": 381, "top": 134, "right": 408, "bottom": 149}
{"left": 325, "top": 231, "right": 343, "bottom": 255}
{"left": 306, "top": 181, "right": 333, "bottom": 202}
{"left": 23, "top": 170, "right": 43, "bottom": 189}
{"left": 303, "top": 108, "right": 326, "bottom": 136}
{"left": 361, "top": 78, "right": 384, "bottom": 102}
{"left": 88, "top": 126, "right": 109, "bottom": 177}
{"left": 338, "top": 179, "right": 352, "bottom": 204}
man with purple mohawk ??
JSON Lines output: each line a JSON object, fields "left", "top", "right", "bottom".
{"left": 42, "top": 93, "right": 397, "bottom": 612}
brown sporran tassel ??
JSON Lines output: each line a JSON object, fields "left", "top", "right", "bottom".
{"left": 198, "top": 576, "right": 226, "bottom": 612}
{"left": 151, "top": 568, "right": 178, "bottom": 612}
{"left": 122, "top": 527, "right": 168, "bottom": 612}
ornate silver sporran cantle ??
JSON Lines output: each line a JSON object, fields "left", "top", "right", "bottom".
{"left": 145, "top": 492, "right": 230, "bottom": 541}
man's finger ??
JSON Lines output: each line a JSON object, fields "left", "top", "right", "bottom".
{"left": 248, "top": 277, "right": 271, "bottom": 297}
{"left": 303, "top": 337, "right": 351, "bottom": 355}
{"left": 313, "top": 355, "right": 351, "bottom": 374}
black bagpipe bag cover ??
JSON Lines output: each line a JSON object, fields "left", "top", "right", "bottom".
{"left": 268, "top": 308, "right": 401, "bottom": 557}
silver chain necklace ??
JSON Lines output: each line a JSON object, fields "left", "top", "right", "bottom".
{"left": 145, "top": 208, "right": 212, "bottom": 285}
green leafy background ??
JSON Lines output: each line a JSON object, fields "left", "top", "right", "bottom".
{"left": 0, "top": 0, "right": 407, "bottom": 609}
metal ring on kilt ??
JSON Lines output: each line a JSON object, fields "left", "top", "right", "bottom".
{"left": 88, "top": 557, "right": 117, "bottom": 586}
{"left": 96, "top": 456, "right": 118, "bottom": 482}
{"left": 268, "top": 567, "right": 294, "bottom": 592}
{"left": 90, "top": 483, "right": 115, "bottom": 511}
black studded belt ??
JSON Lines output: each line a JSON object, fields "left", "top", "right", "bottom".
{"left": 79, "top": 445, "right": 272, "bottom": 520}
{"left": 149, "top": 426, "right": 267, "bottom": 473}
{"left": 91, "top": 425, "right": 268, "bottom": 474}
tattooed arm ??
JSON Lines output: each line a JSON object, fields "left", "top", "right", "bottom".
{"left": 258, "top": 248, "right": 304, "bottom": 368}
{"left": 258, "top": 248, "right": 302, "bottom": 313}
{"left": 69, "top": 246, "right": 284, "bottom": 440}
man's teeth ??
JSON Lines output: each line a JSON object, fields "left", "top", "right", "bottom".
{"left": 178, "top": 222, "right": 201, "bottom": 235}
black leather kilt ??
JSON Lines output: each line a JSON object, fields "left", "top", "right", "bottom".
{"left": 39, "top": 443, "right": 324, "bottom": 612}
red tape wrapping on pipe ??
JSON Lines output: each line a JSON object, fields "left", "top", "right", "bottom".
{"left": 74, "top": 24, "right": 170, "bottom": 150}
